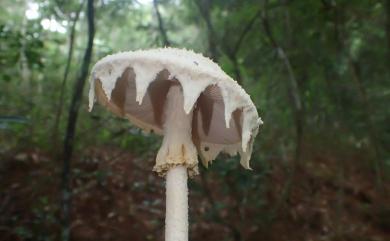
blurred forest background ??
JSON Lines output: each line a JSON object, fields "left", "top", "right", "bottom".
{"left": 1, "top": 0, "right": 390, "bottom": 240}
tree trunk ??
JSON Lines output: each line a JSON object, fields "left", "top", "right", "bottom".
{"left": 52, "top": 2, "right": 84, "bottom": 151}
{"left": 61, "top": 0, "right": 95, "bottom": 240}
{"left": 261, "top": 0, "right": 303, "bottom": 167}
{"left": 385, "top": 0, "right": 390, "bottom": 61}
{"left": 20, "top": 2, "right": 33, "bottom": 141}
{"left": 348, "top": 58, "right": 383, "bottom": 187}
{"left": 330, "top": 2, "right": 383, "bottom": 188}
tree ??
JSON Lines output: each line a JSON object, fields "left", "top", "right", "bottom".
{"left": 61, "top": 0, "right": 95, "bottom": 240}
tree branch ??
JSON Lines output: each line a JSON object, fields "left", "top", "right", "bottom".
{"left": 194, "top": 0, "right": 219, "bottom": 60}
{"left": 222, "top": 9, "right": 262, "bottom": 84}
{"left": 153, "top": 0, "right": 171, "bottom": 46}
{"left": 231, "top": 9, "right": 262, "bottom": 56}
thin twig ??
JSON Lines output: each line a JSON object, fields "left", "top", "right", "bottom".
{"left": 153, "top": 0, "right": 171, "bottom": 46}
{"left": 194, "top": 0, "right": 219, "bottom": 60}
{"left": 52, "top": 1, "right": 85, "bottom": 151}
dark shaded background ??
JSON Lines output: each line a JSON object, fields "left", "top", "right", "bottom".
{"left": 1, "top": 0, "right": 389, "bottom": 240}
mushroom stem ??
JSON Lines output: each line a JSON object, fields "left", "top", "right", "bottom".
{"left": 155, "top": 84, "right": 197, "bottom": 241}
{"left": 165, "top": 166, "right": 188, "bottom": 241}
{"left": 154, "top": 84, "right": 198, "bottom": 176}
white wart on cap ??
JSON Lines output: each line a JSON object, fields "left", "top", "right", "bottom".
{"left": 89, "top": 48, "right": 262, "bottom": 176}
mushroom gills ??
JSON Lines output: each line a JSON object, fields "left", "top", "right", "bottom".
{"left": 95, "top": 67, "right": 248, "bottom": 169}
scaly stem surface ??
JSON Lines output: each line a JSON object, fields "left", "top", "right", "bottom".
{"left": 166, "top": 166, "right": 188, "bottom": 241}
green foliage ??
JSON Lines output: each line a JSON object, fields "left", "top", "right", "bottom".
{"left": 0, "top": 0, "right": 389, "bottom": 240}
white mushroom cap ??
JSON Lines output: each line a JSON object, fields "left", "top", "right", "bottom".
{"left": 89, "top": 48, "right": 262, "bottom": 170}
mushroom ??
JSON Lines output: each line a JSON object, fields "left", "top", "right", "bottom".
{"left": 88, "top": 48, "right": 262, "bottom": 241}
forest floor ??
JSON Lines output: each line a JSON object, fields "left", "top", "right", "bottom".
{"left": 0, "top": 146, "right": 389, "bottom": 241}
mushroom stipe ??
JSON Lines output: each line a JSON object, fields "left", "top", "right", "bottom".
{"left": 89, "top": 48, "right": 262, "bottom": 241}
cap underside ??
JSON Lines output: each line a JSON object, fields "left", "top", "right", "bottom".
{"left": 95, "top": 67, "right": 242, "bottom": 145}
{"left": 89, "top": 48, "right": 261, "bottom": 169}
